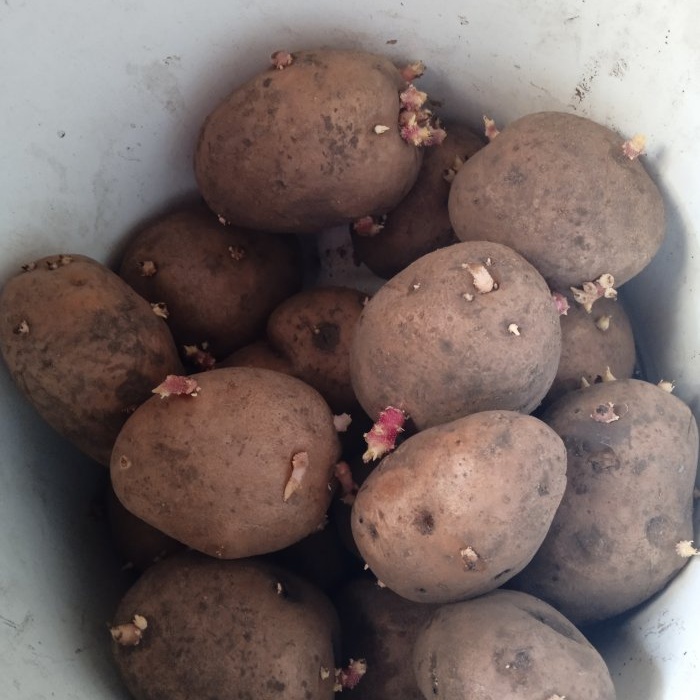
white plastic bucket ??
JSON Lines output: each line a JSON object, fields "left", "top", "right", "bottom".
{"left": 1, "top": 2, "right": 698, "bottom": 698}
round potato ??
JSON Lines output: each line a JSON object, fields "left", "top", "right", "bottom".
{"left": 350, "top": 241, "right": 562, "bottom": 429}
{"left": 545, "top": 295, "right": 636, "bottom": 405}
{"left": 194, "top": 49, "right": 424, "bottom": 233}
{"left": 448, "top": 111, "right": 665, "bottom": 289}
{"left": 334, "top": 578, "right": 438, "bottom": 700}
{"left": 413, "top": 589, "right": 616, "bottom": 699}
{"left": 119, "top": 203, "right": 303, "bottom": 360}
{"left": 111, "top": 552, "right": 339, "bottom": 700}
{"left": 111, "top": 367, "right": 341, "bottom": 559}
{"left": 351, "top": 123, "right": 485, "bottom": 279}
{"left": 0, "top": 254, "right": 183, "bottom": 465}
{"left": 513, "top": 378, "right": 699, "bottom": 625}
{"left": 264, "top": 286, "right": 367, "bottom": 413}
{"left": 351, "top": 411, "right": 567, "bottom": 603}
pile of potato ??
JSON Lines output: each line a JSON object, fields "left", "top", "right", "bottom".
{"left": 1, "top": 47, "right": 698, "bottom": 699}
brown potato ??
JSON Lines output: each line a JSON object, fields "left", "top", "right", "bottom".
{"left": 265, "top": 286, "right": 367, "bottom": 413}
{"left": 350, "top": 241, "right": 562, "bottom": 429}
{"left": 119, "top": 203, "right": 303, "bottom": 360}
{"left": 513, "top": 378, "right": 699, "bottom": 625}
{"left": 218, "top": 339, "right": 294, "bottom": 375}
{"left": 194, "top": 49, "right": 424, "bottom": 233}
{"left": 0, "top": 254, "right": 183, "bottom": 465}
{"left": 545, "top": 295, "right": 636, "bottom": 405}
{"left": 413, "top": 590, "right": 616, "bottom": 699}
{"left": 352, "top": 122, "right": 485, "bottom": 279}
{"left": 111, "top": 552, "right": 339, "bottom": 700}
{"left": 110, "top": 367, "right": 341, "bottom": 559}
{"left": 107, "top": 486, "right": 184, "bottom": 573}
{"left": 266, "top": 519, "right": 364, "bottom": 594}
{"left": 351, "top": 411, "right": 567, "bottom": 603}
{"left": 334, "top": 578, "right": 438, "bottom": 700}
{"left": 448, "top": 111, "right": 665, "bottom": 289}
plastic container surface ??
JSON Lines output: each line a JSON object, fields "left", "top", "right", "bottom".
{"left": 1, "top": 2, "right": 698, "bottom": 699}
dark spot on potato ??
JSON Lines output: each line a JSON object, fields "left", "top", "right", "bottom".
{"left": 417, "top": 587, "right": 427, "bottom": 594}
{"left": 439, "top": 338, "right": 453, "bottom": 353}
{"left": 413, "top": 510, "right": 435, "bottom": 535}
{"left": 646, "top": 515, "right": 672, "bottom": 547}
{"left": 322, "top": 115, "right": 333, "bottom": 133}
{"left": 523, "top": 608, "right": 578, "bottom": 641}
{"left": 632, "top": 458, "right": 648, "bottom": 475}
{"left": 571, "top": 473, "right": 590, "bottom": 494}
{"left": 574, "top": 525, "right": 611, "bottom": 560}
{"left": 494, "top": 647, "right": 533, "bottom": 686}
{"left": 587, "top": 446, "right": 620, "bottom": 473}
{"left": 368, "top": 523, "right": 379, "bottom": 540}
{"left": 537, "top": 482, "right": 549, "bottom": 496}
{"left": 504, "top": 166, "right": 526, "bottom": 185}
{"left": 312, "top": 322, "right": 340, "bottom": 352}
{"left": 493, "top": 568, "right": 512, "bottom": 580}
{"left": 242, "top": 137, "right": 253, "bottom": 148}
{"left": 262, "top": 77, "right": 272, "bottom": 88}
{"left": 266, "top": 679, "right": 286, "bottom": 692}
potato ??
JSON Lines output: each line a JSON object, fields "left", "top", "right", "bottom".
{"left": 350, "top": 241, "right": 562, "bottom": 429}
{"left": 218, "top": 338, "right": 295, "bottom": 375}
{"left": 111, "top": 552, "right": 339, "bottom": 700}
{"left": 110, "top": 367, "right": 341, "bottom": 559}
{"left": 194, "top": 49, "right": 425, "bottom": 233}
{"left": 512, "top": 378, "right": 699, "bottom": 625}
{"left": 266, "top": 519, "right": 363, "bottom": 594}
{"left": 334, "top": 578, "right": 438, "bottom": 699}
{"left": 448, "top": 111, "right": 665, "bottom": 289}
{"left": 107, "top": 486, "right": 184, "bottom": 573}
{"left": 545, "top": 295, "right": 636, "bottom": 405}
{"left": 232, "top": 286, "right": 367, "bottom": 413}
{"left": 0, "top": 254, "right": 183, "bottom": 465}
{"left": 351, "top": 411, "right": 567, "bottom": 603}
{"left": 119, "top": 203, "right": 303, "bottom": 360}
{"left": 352, "top": 123, "right": 485, "bottom": 279}
{"left": 413, "top": 589, "right": 616, "bottom": 699}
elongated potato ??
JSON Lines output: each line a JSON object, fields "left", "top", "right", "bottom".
{"left": 0, "top": 254, "right": 183, "bottom": 465}
{"left": 111, "top": 367, "right": 341, "bottom": 559}
{"left": 513, "top": 378, "right": 699, "bottom": 625}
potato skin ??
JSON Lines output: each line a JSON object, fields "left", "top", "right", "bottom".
{"left": 107, "top": 486, "right": 184, "bottom": 573}
{"left": 351, "top": 411, "right": 567, "bottom": 603}
{"left": 0, "top": 254, "right": 183, "bottom": 465}
{"left": 350, "top": 241, "right": 562, "bottom": 429}
{"left": 352, "top": 123, "right": 485, "bottom": 279}
{"left": 513, "top": 378, "right": 699, "bottom": 625}
{"left": 334, "top": 578, "right": 438, "bottom": 700}
{"left": 448, "top": 111, "right": 665, "bottom": 289}
{"left": 119, "top": 203, "right": 303, "bottom": 359}
{"left": 265, "top": 286, "right": 367, "bottom": 413}
{"left": 545, "top": 295, "right": 636, "bottom": 405}
{"left": 111, "top": 367, "right": 341, "bottom": 559}
{"left": 112, "top": 552, "right": 339, "bottom": 700}
{"left": 194, "top": 49, "right": 423, "bottom": 233}
{"left": 413, "top": 590, "right": 616, "bottom": 700}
